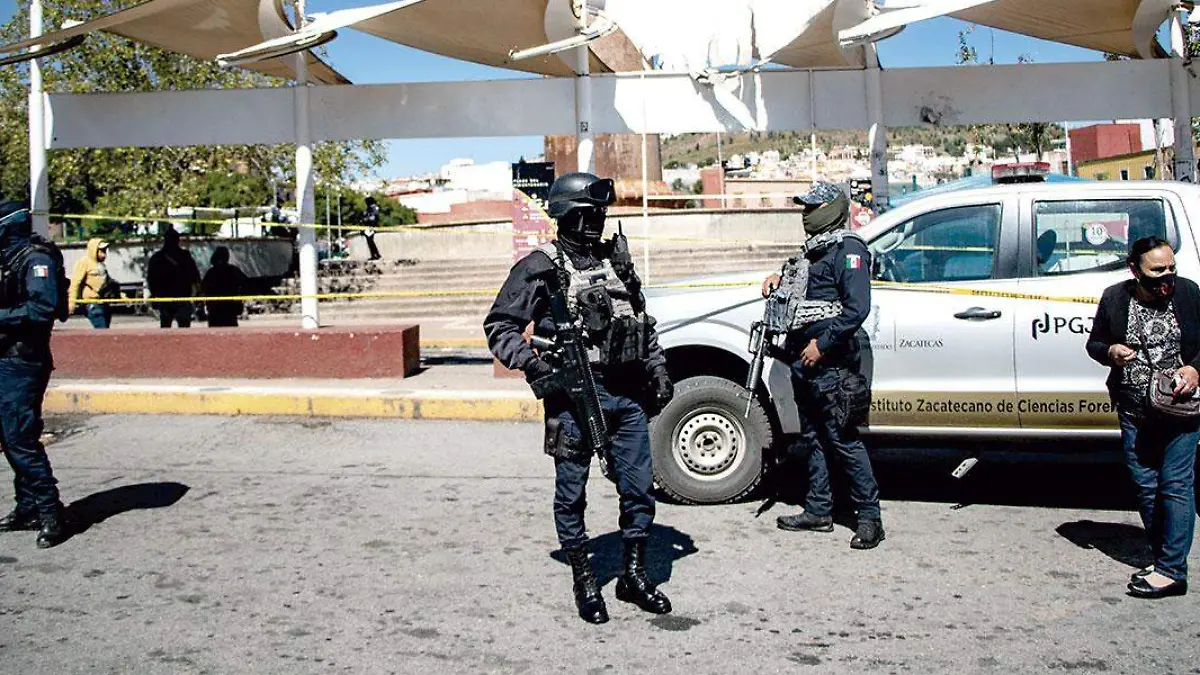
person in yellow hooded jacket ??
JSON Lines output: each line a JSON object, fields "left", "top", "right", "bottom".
{"left": 68, "top": 238, "right": 114, "bottom": 329}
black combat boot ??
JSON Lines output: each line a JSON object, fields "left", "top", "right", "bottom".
{"left": 850, "top": 520, "right": 885, "bottom": 550}
{"left": 776, "top": 512, "right": 834, "bottom": 532}
{"left": 35, "top": 509, "right": 67, "bottom": 549}
{"left": 0, "top": 508, "right": 40, "bottom": 532}
{"left": 564, "top": 545, "right": 609, "bottom": 624}
{"left": 615, "top": 539, "right": 672, "bottom": 614}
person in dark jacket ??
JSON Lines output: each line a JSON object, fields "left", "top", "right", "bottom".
{"left": 0, "top": 201, "right": 67, "bottom": 548}
{"left": 1086, "top": 235, "right": 1200, "bottom": 599}
{"left": 362, "top": 197, "right": 382, "bottom": 261}
{"left": 484, "top": 172, "right": 675, "bottom": 625}
{"left": 146, "top": 227, "right": 200, "bottom": 328}
{"left": 201, "top": 247, "right": 248, "bottom": 328}
{"left": 765, "top": 182, "right": 884, "bottom": 550}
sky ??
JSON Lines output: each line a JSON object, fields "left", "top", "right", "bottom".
{"left": 1, "top": 1, "right": 1108, "bottom": 178}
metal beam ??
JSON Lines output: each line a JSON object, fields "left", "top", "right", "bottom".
{"left": 28, "top": 0, "right": 48, "bottom": 236}
{"left": 45, "top": 61, "right": 1181, "bottom": 149}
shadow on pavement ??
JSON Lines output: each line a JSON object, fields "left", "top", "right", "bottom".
{"left": 549, "top": 524, "right": 699, "bottom": 587}
{"left": 66, "top": 482, "right": 190, "bottom": 537}
{"left": 1056, "top": 520, "right": 1153, "bottom": 569}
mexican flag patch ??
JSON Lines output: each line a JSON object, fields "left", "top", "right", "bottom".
{"left": 845, "top": 254, "right": 862, "bottom": 270}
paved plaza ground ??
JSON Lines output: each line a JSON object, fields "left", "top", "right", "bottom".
{"left": 1, "top": 415, "right": 1196, "bottom": 674}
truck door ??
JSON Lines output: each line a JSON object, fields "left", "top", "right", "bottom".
{"left": 866, "top": 199, "right": 1020, "bottom": 430}
{"left": 1013, "top": 192, "right": 1184, "bottom": 432}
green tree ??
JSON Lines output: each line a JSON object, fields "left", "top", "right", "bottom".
{"left": 0, "top": 0, "right": 387, "bottom": 238}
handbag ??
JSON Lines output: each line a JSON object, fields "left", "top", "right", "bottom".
{"left": 1148, "top": 369, "right": 1200, "bottom": 418}
{"left": 97, "top": 277, "right": 122, "bottom": 300}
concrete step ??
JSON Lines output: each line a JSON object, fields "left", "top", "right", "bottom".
{"left": 287, "top": 253, "right": 786, "bottom": 287}
{"left": 267, "top": 244, "right": 795, "bottom": 322}
{"left": 317, "top": 244, "right": 798, "bottom": 275}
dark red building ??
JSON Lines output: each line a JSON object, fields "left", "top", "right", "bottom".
{"left": 1069, "top": 123, "right": 1143, "bottom": 165}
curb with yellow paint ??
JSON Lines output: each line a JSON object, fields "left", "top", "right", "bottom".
{"left": 45, "top": 383, "right": 544, "bottom": 422}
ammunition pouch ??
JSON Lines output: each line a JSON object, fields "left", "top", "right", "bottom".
{"left": 544, "top": 417, "right": 592, "bottom": 461}
{"left": 602, "top": 315, "right": 650, "bottom": 366}
{"left": 577, "top": 285, "right": 613, "bottom": 334}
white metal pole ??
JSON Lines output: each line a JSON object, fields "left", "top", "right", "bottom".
{"left": 640, "top": 71, "right": 650, "bottom": 283}
{"left": 1063, "top": 122, "right": 1074, "bottom": 176}
{"left": 1170, "top": 9, "right": 1196, "bottom": 183}
{"left": 574, "top": 0, "right": 594, "bottom": 173}
{"left": 28, "top": 0, "right": 48, "bottom": 237}
{"left": 293, "top": 0, "right": 319, "bottom": 328}
{"left": 716, "top": 132, "right": 725, "bottom": 208}
{"left": 809, "top": 70, "right": 818, "bottom": 184}
{"left": 865, "top": 45, "right": 889, "bottom": 211}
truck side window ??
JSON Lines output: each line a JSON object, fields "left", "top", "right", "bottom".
{"left": 868, "top": 204, "right": 1001, "bottom": 283}
{"left": 1033, "top": 199, "right": 1173, "bottom": 276}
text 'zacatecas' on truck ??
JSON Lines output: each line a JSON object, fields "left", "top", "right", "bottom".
{"left": 645, "top": 181, "right": 1192, "bottom": 504}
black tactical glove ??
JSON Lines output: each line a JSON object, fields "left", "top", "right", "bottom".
{"left": 652, "top": 368, "right": 674, "bottom": 408}
{"left": 525, "top": 356, "right": 554, "bottom": 381}
{"left": 525, "top": 357, "right": 561, "bottom": 400}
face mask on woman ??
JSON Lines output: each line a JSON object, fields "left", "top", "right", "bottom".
{"left": 1136, "top": 271, "right": 1177, "bottom": 299}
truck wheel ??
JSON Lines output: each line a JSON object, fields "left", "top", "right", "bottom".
{"left": 650, "top": 376, "right": 773, "bottom": 505}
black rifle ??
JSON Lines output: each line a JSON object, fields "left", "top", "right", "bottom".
{"left": 745, "top": 256, "right": 843, "bottom": 416}
{"left": 527, "top": 249, "right": 609, "bottom": 455}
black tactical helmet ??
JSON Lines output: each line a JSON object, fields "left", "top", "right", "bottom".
{"left": 546, "top": 172, "right": 616, "bottom": 219}
{"left": 0, "top": 200, "right": 31, "bottom": 246}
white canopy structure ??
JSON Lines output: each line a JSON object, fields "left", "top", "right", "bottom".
{"left": 3, "top": 0, "right": 878, "bottom": 78}
{"left": 5, "top": 0, "right": 1195, "bottom": 328}
{"left": 0, "top": 0, "right": 348, "bottom": 83}
{"left": 839, "top": 0, "right": 1178, "bottom": 60}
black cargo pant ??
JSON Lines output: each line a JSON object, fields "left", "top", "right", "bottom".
{"left": 544, "top": 377, "right": 655, "bottom": 549}
{"left": 788, "top": 358, "right": 881, "bottom": 522}
{"left": 0, "top": 354, "right": 60, "bottom": 520}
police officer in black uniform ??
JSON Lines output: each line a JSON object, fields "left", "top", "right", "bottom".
{"left": 765, "top": 182, "right": 884, "bottom": 550}
{"left": 0, "top": 201, "right": 67, "bottom": 549}
{"left": 485, "top": 172, "right": 674, "bottom": 624}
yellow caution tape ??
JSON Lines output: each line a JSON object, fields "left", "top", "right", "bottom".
{"left": 872, "top": 281, "right": 1101, "bottom": 305}
{"left": 75, "top": 279, "right": 1104, "bottom": 307}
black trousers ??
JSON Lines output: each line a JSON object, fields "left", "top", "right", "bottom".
{"left": 788, "top": 359, "right": 881, "bottom": 522}
{"left": 0, "top": 355, "right": 60, "bottom": 519}
{"left": 546, "top": 379, "right": 655, "bottom": 549}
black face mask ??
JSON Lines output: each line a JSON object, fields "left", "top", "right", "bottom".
{"left": 1137, "top": 272, "right": 1177, "bottom": 299}
{"left": 558, "top": 208, "right": 606, "bottom": 253}
{"left": 579, "top": 208, "right": 606, "bottom": 242}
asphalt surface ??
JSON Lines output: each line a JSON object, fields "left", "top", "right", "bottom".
{"left": 1, "top": 415, "right": 1196, "bottom": 675}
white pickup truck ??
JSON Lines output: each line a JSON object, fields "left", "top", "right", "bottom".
{"left": 645, "top": 181, "right": 1198, "bottom": 504}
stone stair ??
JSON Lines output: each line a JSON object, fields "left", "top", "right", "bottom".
{"left": 267, "top": 243, "right": 796, "bottom": 323}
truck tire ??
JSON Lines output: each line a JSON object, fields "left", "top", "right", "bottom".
{"left": 650, "top": 376, "right": 773, "bottom": 505}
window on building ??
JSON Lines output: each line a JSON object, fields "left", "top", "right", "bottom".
{"left": 1145, "top": 165, "right": 1155, "bottom": 179}
{"left": 868, "top": 204, "right": 1001, "bottom": 283}
{"left": 1120, "top": 169, "right": 1130, "bottom": 181}
{"left": 1032, "top": 199, "right": 1175, "bottom": 277}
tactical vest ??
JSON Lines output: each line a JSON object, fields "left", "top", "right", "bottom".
{"left": 768, "top": 229, "right": 864, "bottom": 333}
{"left": 539, "top": 242, "right": 650, "bottom": 366}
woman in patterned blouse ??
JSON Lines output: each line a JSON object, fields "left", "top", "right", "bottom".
{"left": 1087, "top": 236, "right": 1200, "bottom": 599}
